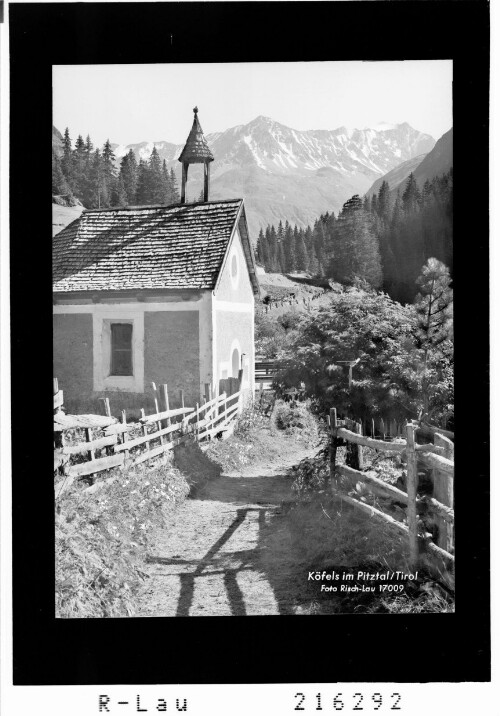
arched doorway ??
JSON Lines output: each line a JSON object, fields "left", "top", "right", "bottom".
{"left": 231, "top": 346, "right": 240, "bottom": 378}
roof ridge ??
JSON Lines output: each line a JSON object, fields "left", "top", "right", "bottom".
{"left": 82, "top": 198, "right": 243, "bottom": 214}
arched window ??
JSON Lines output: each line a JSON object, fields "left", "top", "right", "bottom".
{"left": 231, "top": 347, "right": 240, "bottom": 378}
{"left": 230, "top": 247, "right": 239, "bottom": 289}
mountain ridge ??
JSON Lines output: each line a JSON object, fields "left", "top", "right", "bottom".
{"left": 54, "top": 117, "right": 436, "bottom": 236}
{"left": 365, "top": 128, "right": 453, "bottom": 199}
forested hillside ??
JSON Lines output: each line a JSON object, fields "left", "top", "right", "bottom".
{"left": 52, "top": 128, "right": 181, "bottom": 209}
{"left": 256, "top": 169, "right": 453, "bottom": 303}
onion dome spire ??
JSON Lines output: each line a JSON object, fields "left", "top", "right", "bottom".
{"left": 178, "top": 106, "right": 214, "bottom": 165}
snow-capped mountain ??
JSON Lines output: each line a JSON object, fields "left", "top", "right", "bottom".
{"left": 114, "top": 117, "right": 434, "bottom": 177}
{"left": 365, "top": 128, "right": 453, "bottom": 199}
{"left": 113, "top": 117, "right": 435, "bottom": 235}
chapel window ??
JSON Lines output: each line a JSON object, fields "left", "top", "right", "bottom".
{"left": 110, "top": 323, "right": 133, "bottom": 376}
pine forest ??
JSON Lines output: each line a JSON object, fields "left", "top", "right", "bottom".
{"left": 255, "top": 172, "right": 452, "bottom": 304}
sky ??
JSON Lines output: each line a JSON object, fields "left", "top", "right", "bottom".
{"left": 53, "top": 61, "right": 452, "bottom": 147}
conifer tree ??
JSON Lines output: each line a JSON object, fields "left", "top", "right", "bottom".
{"left": 390, "top": 190, "right": 403, "bottom": 235}
{"left": 111, "top": 175, "right": 128, "bottom": 207}
{"left": 161, "top": 160, "right": 174, "bottom": 204}
{"left": 148, "top": 146, "right": 165, "bottom": 203}
{"left": 402, "top": 172, "right": 421, "bottom": 214}
{"left": 88, "top": 149, "right": 103, "bottom": 208}
{"left": 313, "top": 219, "right": 327, "bottom": 275}
{"left": 72, "top": 135, "right": 87, "bottom": 198}
{"left": 415, "top": 258, "right": 453, "bottom": 355}
{"left": 52, "top": 151, "right": 70, "bottom": 195}
{"left": 102, "top": 139, "right": 116, "bottom": 173}
{"left": 268, "top": 225, "right": 279, "bottom": 272}
{"left": 62, "top": 127, "right": 72, "bottom": 158}
{"left": 276, "top": 221, "right": 285, "bottom": 270}
{"left": 120, "top": 150, "right": 138, "bottom": 205}
{"left": 377, "top": 180, "right": 391, "bottom": 222}
{"left": 283, "top": 220, "right": 295, "bottom": 272}
{"left": 327, "top": 195, "right": 382, "bottom": 288}
{"left": 422, "top": 179, "right": 433, "bottom": 208}
{"left": 277, "top": 238, "right": 286, "bottom": 273}
{"left": 294, "top": 226, "right": 309, "bottom": 271}
{"left": 61, "top": 128, "right": 74, "bottom": 189}
{"left": 256, "top": 228, "right": 267, "bottom": 266}
{"left": 304, "top": 226, "right": 319, "bottom": 274}
{"left": 413, "top": 258, "right": 453, "bottom": 417}
{"left": 101, "top": 139, "right": 117, "bottom": 206}
{"left": 135, "top": 159, "right": 150, "bottom": 204}
{"left": 169, "top": 168, "right": 180, "bottom": 203}
{"left": 84, "top": 135, "right": 94, "bottom": 158}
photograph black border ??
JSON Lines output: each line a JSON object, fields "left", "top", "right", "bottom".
{"left": 10, "top": 1, "right": 490, "bottom": 685}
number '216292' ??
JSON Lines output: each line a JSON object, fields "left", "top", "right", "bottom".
{"left": 294, "top": 692, "right": 402, "bottom": 711}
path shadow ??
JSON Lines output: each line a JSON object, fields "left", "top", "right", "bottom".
{"left": 158, "top": 440, "right": 331, "bottom": 616}
{"left": 148, "top": 507, "right": 273, "bottom": 616}
{"left": 173, "top": 441, "right": 222, "bottom": 496}
{"left": 147, "top": 504, "right": 299, "bottom": 616}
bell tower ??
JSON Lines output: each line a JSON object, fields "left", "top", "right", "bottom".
{"left": 178, "top": 106, "right": 214, "bottom": 203}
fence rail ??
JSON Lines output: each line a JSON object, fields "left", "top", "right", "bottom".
{"left": 329, "top": 408, "right": 455, "bottom": 588}
{"left": 54, "top": 379, "right": 243, "bottom": 496}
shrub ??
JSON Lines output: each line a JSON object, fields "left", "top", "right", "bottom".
{"left": 273, "top": 399, "right": 318, "bottom": 442}
{"left": 276, "top": 286, "right": 453, "bottom": 426}
{"left": 290, "top": 448, "right": 329, "bottom": 496}
{"left": 234, "top": 401, "right": 268, "bottom": 438}
{"left": 254, "top": 309, "right": 301, "bottom": 358}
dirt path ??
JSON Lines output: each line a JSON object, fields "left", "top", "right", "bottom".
{"left": 136, "top": 434, "right": 322, "bottom": 617}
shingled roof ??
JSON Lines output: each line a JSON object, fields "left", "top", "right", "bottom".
{"left": 178, "top": 107, "right": 214, "bottom": 164}
{"left": 52, "top": 199, "right": 259, "bottom": 295}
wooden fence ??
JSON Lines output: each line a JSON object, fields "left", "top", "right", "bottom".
{"left": 54, "top": 379, "right": 243, "bottom": 496}
{"left": 261, "top": 290, "right": 324, "bottom": 314}
{"left": 329, "top": 408, "right": 455, "bottom": 587}
{"left": 255, "top": 360, "right": 278, "bottom": 385}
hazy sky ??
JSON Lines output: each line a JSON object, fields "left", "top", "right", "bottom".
{"left": 53, "top": 61, "right": 452, "bottom": 147}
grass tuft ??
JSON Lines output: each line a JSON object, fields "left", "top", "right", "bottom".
{"left": 55, "top": 456, "right": 189, "bottom": 618}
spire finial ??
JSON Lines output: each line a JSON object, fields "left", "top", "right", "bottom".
{"left": 193, "top": 106, "right": 198, "bottom": 115}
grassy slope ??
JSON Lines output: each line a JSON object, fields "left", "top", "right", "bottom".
{"left": 52, "top": 203, "right": 85, "bottom": 236}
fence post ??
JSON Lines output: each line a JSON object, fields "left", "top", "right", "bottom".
{"left": 84, "top": 427, "right": 95, "bottom": 462}
{"left": 356, "top": 422, "right": 364, "bottom": 469}
{"left": 329, "top": 408, "right": 337, "bottom": 485}
{"left": 151, "top": 382, "right": 164, "bottom": 445}
{"left": 160, "top": 384, "right": 171, "bottom": 427}
{"left": 140, "top": 408, "right": 150, "bottom": 453}
{"left": 121, "top": 409, "right": 130, "bottom": 465}
{"left": 406, "top": 423, "right": 419, "bottom": 570}
{"left": 433, "top": 433, "right": 454, "bottom": 552}
{"left": 346, "top": 421, "right": 363, "bottom": 470}
{"left": 99, "top": 397, "right": 111, "bottom": 417}
{"left": 237, "top": 368, "right": 244, "bottom": 414}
